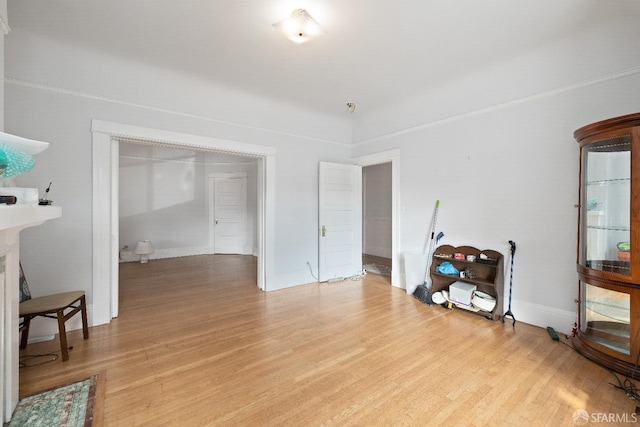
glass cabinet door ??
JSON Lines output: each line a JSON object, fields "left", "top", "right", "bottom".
{"left": 579, "top": 135, "right": 631, "bottom": 276}
{"left": 580, "top": 280, "right": 630, "bottom": 355}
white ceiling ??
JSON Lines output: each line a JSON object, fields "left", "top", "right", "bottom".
{"left": 7, "top": 1, "right": 639, "bottom": 121}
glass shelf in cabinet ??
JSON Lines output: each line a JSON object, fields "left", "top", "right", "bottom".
{"left": 586, "top": 178, "right": 630, "bottom": 186}
{"left": 586, "top": 225, "right": 630, "bottom": 232}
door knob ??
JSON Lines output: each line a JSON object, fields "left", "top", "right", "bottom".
{"left": 321, "top": 225, "right": 326, "bottom": 237}
{"left": 215, "top": 218, "right": 219, "bottom": 225}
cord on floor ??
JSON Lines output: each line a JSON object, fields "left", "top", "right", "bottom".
{"left": 20, "top": 352, "right": 59, "bottom": 367}
{"left": 548, "top": 327, "right": 640, "bottom": 402}
{"left": 307, "top": 261, "right": 366, "bottom": 283}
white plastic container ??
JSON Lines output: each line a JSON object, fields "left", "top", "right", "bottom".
{"left": 449, "top": 281, "right": 477, "bottom": 306}
{"left": 471, "top": 291, "right": 497, "bottom": 312}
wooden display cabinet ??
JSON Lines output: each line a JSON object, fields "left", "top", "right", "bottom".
{"left": 573, "top": 113, "right": 640, "bottom": 378}
{"left": 430, "top": 245, "right": 504, "bottom": 320}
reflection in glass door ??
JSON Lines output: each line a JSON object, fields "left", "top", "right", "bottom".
{"left": 580, "top": 135, "right": 631, "bottom": 276}
{"left": 580, "top": 281, "right": 630, "bottom": 355}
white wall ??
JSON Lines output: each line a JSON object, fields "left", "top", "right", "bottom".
{"left": 4, "top": 2, "right": 640, "bottom": 338}
{"left": 352, "top": 3, "right": 640, "bottom": 143}
{"left": 4, "top": 24, "right": 352, "bottom": 337}
{"left": 352, "top": 73, "right": 640, "bottom": 334}
{"left": 0, "top": 1, "right": 4, "bottom": 131}
{"left": 348, "top": 4, "right": 640, "bottom": 334}
{"left": 119, "top": 144, "right": 209, "bottom": 256}
{"left": 118, "top": 144, "right": 259, "bottom": 260}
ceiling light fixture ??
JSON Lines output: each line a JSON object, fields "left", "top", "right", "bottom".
{"left": 273, "top": 9, "right": 325, "bottom": 44}
{"left": 347, "top": 103, "right": 357, "bottom": 114}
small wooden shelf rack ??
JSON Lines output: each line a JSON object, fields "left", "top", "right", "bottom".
{"left": 430, "top": 245, "right": 504, "bottom": 320}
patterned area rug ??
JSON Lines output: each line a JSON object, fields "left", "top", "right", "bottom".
{"left": 8, "top": 375, "right": 97, "bottom": 427}
{"left": 363, "top": 263, "right": 391, "bottom": 276}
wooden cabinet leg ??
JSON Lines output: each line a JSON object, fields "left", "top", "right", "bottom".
{"left": 20, "top": 316, "right": 31, "bottom": 350}
{"left": 57, "top": 310, "right": 69, "bottom": 361}
{"left": 80, "top": 295, "right": 89, "bottom": 340}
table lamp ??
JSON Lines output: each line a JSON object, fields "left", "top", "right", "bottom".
{"left": 133, "top": 240, "right": 154, "bottom": 264}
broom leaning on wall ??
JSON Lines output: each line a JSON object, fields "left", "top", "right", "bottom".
{"left": 413, "top": 200, "right": 440, "bottom": 304}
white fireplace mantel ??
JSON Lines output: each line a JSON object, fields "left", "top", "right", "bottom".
{"left": 0, "top": 204, "right": 62, "bottom": 231}
{"left": 1, "top": 204, "right": 61, "bottom": 423}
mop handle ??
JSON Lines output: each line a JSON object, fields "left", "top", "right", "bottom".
{"left": 424, "top": 200, "right": 440, "bottom": 284}
{"left": 430, "top": 200, "right": 440, "bottom": 241}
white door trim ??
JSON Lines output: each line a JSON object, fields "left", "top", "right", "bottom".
{"left": 91, "top": 120, "right": 276, "bottom": 325}
{"left": 352, "top": 149, "right": 400, "bottom": 288}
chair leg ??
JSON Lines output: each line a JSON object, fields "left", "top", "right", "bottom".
{"left": 20, "top": 316, "right": 31, "bottom": 350}
{"left": 57, "top": 309, "right": 69, "bottom": 362}
{"left": 80, "top": 295, "right": 89, "bottom": 340}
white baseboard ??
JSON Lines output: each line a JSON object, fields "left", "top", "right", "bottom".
{"left": 506, "top": 299, "right": 576, "bottom": 335}
{"left": 268, "top": 264, "right": 369, "bottom": 291}
{"left": 120, "top": 246, "right": 216, "bottom": 262}
{"left": 27, "top": 335, "right": 54, "bottom": 344}
{"left": 397, "top": 274, "right": 574, "bottom": 334}
{"left": 119, "top": 246, "right": 257, "bottom": 262}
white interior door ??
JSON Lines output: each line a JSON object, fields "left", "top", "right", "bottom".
{"left": 319, "top": 162, "right": 362, "bottom": 282}
{"left": 212, "top": 177, "right": 246, "bottom": 254}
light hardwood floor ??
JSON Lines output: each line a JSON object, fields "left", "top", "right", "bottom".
{"left": 17, "top": 255, "right": 637, "bottom": 426}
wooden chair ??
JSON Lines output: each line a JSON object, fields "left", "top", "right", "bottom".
{"left": 18, "top": 263, "right": 89, "bottom": 361}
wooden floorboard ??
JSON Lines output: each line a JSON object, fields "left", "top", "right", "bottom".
{"left": 16, "top": 254, "right": 639, "bottom": 426}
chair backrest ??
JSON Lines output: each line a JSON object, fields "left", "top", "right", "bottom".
{"left": 19, "top": 262, "right": 31, "bottom": 303}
